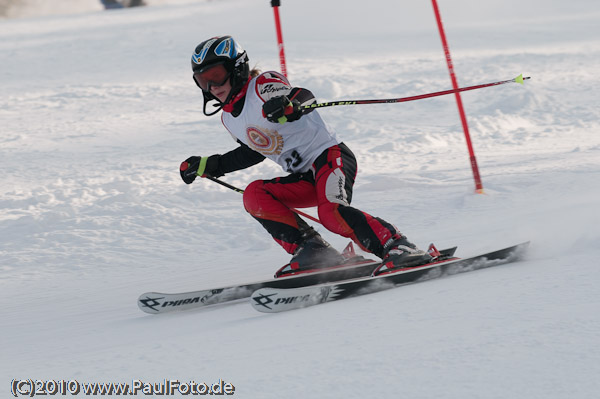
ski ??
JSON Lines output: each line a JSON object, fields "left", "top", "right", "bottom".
{"left": 250, "top": 242, "right": 529, "bottom": 313}
{"left": 137, "top": 245, "right": 458, "bottom": 314}
{"left": 137, "top": 258, "right": 377, "bottom": 314}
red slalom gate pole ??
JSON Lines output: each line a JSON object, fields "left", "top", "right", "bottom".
{"left": 271, "top": 0, "right": 288, "bottom": 77}
{"left": 431, "top": 0, "right": 484, "bottom": 193}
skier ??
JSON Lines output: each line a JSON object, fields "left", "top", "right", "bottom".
{"left": 180, "top": 35, "right": 432, "bottom": 275}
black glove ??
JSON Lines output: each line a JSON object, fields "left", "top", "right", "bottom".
{"left": 262, "top": 95, "right": 303, "bottom": 124}
{"left": 179, "top": 155, "right": 221, "bottom": 184}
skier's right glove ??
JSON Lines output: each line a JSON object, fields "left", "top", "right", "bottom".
{"left": 179, "top": 155, "right": 221, "bottom": 184}
{"left": 262, "top": 95, "right": 303, "bottom": 124}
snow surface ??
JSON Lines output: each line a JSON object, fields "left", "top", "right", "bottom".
{"left": 1, "top": 0, "right": 600, "bottom": 397}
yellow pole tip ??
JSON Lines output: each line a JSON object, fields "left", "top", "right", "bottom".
{"left": 515, "top": 74, "right": 524, "bottom": 84}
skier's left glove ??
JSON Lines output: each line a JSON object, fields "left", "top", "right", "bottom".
{"left": 179, "top": 155, "right": 222, "bottom": 184}
{"left": 262, "top": 95, "right": 303, "bottom": 124}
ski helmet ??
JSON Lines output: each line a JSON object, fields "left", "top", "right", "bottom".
{"left": 191, "top": 36, "right": 250, "bottom": 116}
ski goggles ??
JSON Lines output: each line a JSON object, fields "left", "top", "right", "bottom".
{"left": 193, "top": 62, "right": 230, "bottom": 91}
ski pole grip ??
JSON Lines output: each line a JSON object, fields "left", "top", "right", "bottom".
{"left": 271, "top": 0, "right": 281, "bottom": 7}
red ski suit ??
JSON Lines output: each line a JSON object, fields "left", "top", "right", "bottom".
{"left": 216, "top": 71, "right": 403, "bottom": 258}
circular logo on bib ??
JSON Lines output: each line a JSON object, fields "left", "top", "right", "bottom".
{"left": 246, "top": 126, "right": 284, "bottom": 156}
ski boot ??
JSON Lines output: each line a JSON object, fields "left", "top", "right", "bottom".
{"left": 373, "top": 235, "right": 433, "bottom": 275}
{"left": 274, "top": 232, "right": 345, "bottom": 278}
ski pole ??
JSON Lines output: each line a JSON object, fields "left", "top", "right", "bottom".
{"left": 301, "top": 74, "right": 530, "bottom": 110}
{"left": 205, "top": 175, "right": 322, "bottom": 225}
{"left": 205, "top": 175, "right": 245, "bottom": 194}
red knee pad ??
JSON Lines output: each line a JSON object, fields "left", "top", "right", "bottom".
{"left": 242, "top": 180, "right": 265, "bottom": 217}
{"left": 243, "top": 180, "right": 298, "bottom": 227}
{"left": 317, "top": 203, "right": 353, "bottom": 237}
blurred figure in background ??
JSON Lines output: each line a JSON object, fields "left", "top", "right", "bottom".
{"left": 100, "top": 0, "right": 145, "bottom": 9}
